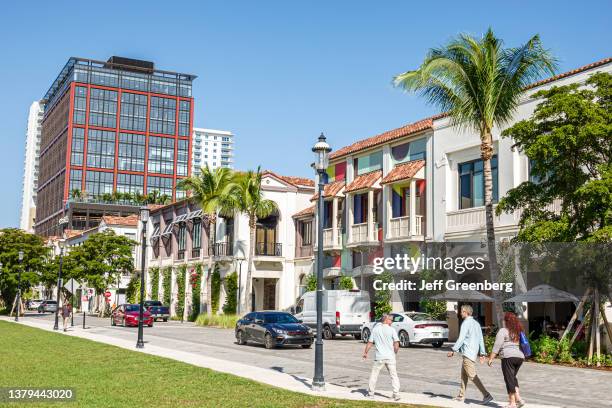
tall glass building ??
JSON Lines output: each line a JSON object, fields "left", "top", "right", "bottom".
{"left": 35, "top": 57, "right": 196, "bottom": 236}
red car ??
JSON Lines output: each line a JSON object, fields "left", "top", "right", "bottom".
{"left": 111, "top": 304, "right": 153, "bottom": 327}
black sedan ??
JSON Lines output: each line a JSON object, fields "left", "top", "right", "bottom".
{"left": 235, "top": 311, "right": 313, "bottom": 349}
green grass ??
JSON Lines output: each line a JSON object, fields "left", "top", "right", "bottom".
{"left": 0, "top": 321, "right": 429, "bottom": 408}
{"left": 194, "top": 313, "right": 240, "bottom": 329}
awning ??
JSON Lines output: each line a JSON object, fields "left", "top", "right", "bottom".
{"left": 504, "top": 284, "right": 579, "bottom": 303}
{"left": 345, "top": 170, "right": 382, "bottom": 193}
{"left": 149, "top": 224, "right": 161, "bottom": 242}
{"left": 185, "top": 209, "right": 203, "bottom": 221}
{"left": 160, "top": 223, "right": 173, "bottom": 237}
{"left": 172, "top": 214, "right": 188, "bottom": 224}
{"left": 381, "top": 160, "right": 425, "bottom": 184}
{"left": 311, "top": 180, "right": 345, "bottom": 201}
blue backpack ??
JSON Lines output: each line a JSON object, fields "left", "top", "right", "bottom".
{"left": 519, "top": 332, "right": 532, "bottom": 358}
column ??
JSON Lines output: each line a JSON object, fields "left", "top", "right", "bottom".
{"left": 347, "top": 194, "right": 354, "bottom": 243}
{"left": 367, "top": 189, "right": 374, "bottom": 241}
{"left": 410, "top": 179, "right": 417, "bottom": 236}
{"left": 384, "top": 185, "right": 392, "bottom": 239}
{"left": 332, "top": 197, "right": 338, "bottom": 246}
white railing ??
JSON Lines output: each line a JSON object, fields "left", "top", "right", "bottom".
{"left": 414, "top": 215, "right": 423, "bottom": 236}
{"left": 322, "top": 228, "right": 341, "bottom": 248}
{"left": 389, "top": 215, "right": 424, "bottom": 238}
{"left": 351, "top": 223, "right": 368, "bottom": 243}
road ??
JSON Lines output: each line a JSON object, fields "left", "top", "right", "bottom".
{"left": 23, "top": 312, "right": 611, "bottom": 408}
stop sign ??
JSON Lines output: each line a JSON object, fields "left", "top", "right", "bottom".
{"left": 104, "top": 291, "right": 112, "bottom": 298}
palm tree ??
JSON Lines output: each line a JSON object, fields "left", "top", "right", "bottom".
{"left": 225, "top": 168, "right": 277, "bottom": 313}
{"left": 393, "top": 28, "right": 556, "bottom": 325}
{"left": 178, "top": 166, "right": 235, "bottom": 316}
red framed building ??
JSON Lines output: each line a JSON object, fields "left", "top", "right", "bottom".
{"left": 35, "top": 57, "right": 196, "bottom": 236}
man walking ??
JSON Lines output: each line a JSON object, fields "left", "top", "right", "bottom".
{"left": 447, "top": 305, "right": 493, "bottom": 404}
{"left": 362, "top": 314, "right": 401, "bottom": 401}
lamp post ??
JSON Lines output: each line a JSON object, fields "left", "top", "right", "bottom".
{"left": 54, "top": 216, "right": 69, "bottom": 331}
{"left": 15, "top": 251, "right": 24, "bottom": 322}
{"left": 233, "top": 257, "right": 245, "bottom": 314}
{"left": 137, "top": 206, "right": 149, "bottom": 349}
{"left": 311, "top": 132, "right": 331, "bottom": 391}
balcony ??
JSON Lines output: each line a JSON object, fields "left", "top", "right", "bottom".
{"left": 295, "top": 245, "right": 313, "bottom": 258}
{"left": 322, "top": 227, "right": 342, "bottom": 251}
{"left": 386, "top": 215, "right": 424, "bottom": 241}
{"left": 347, "top": 222, "right": 379, "bottom": 248}
{"left": 255, "top": 242, "right": 282, "bottom": 257}
{"left": 210, "top": 242, "right": 233, "bottom": 258}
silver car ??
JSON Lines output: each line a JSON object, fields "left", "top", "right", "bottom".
{"left": 37, "top": 300, "right": 58, "bottom": 313}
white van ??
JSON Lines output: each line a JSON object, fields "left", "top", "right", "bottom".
{"left": 294, "top": 290, "right": 371, "bottom": 340}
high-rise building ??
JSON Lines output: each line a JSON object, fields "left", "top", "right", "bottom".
{"left": 192, "top": 128, "right": 234, "bottom": 174}
{"left": 20, "top": 101, "right": 44, "bottom": 232}
{"left": 35, "top": 56, "right": 196, "bottom": 236}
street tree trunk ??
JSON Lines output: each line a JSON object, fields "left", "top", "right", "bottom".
{"left": 244, "top": 215, "right": 256, "bottom": 313}
{"left": 481, "top": 127, "right": 504, "bottom": 327}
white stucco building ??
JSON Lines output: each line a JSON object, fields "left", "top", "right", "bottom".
{"left": 20, "top": 101, "right": 44, "bottom": 232}
{"left": 192, "top": 128, "right": 234, "bottom": 174}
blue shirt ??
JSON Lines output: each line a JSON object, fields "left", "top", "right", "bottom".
{"left": 452, "top": 316, "right": 486, "bottom": 362}
{"left": 369, "top": 323, "right": 399, "bottom": 361}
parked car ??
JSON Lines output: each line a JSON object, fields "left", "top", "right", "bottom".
{"left": 37, "top": 300, "right": 58, "bottom": 313}
{"left": 29, "top": 299, "right": 44, "bottom": 310}
{"left": 143, "top": 300, "right": 170, "bottom": 322}
{"left": 360, "top": 312, "right": 448, "bottom": 348}
{"left": 293, "top": 290, "right": 370, "bottom": 340}
{"left": 235, "top": 311, "right": 313, "bottom": 349}
{"left": 111, "top": 304, "right": 153, "bottom": 327}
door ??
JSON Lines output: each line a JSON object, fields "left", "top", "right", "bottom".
{"left": 263, "top": 279, "right": 276, "bottom": 310}
{"left": 252, "top": 313, "right": 266, "bottom": 343}
{"left": 242, "top": 313, "right": 256, "bottom": 340}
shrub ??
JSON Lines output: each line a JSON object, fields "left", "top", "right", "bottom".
{"left": 211, "top": 265, "right": 221, "bottom": 314}
{"left": 374, "top": 271, "right": 392, "bottom": 319}
{"left": 195, "top": 313, "right": 239, "bottom": 329}
{"left": 176, "top": 265, "right": 186, "bottom": 319}
{"left": 222, "top": 272, "right": 238, "bottom": 315}
{"left": 419, "top": 299, "right": 447, "bottom": 320}
{"left": 339, "top": 275, "right": 354, "bottom": 290}
{"left": 162, "top": 267, "right": 172, "bottom": 306}
{"left": 126, "top": 273, "right": 141, "bottom": 304}
{"left": 149, "top": 267, "right": 159, "bottom": 301}
{"left": 532, "top": 335, "right": 558, "bottom": 364}
{"left": 305, "top": 274, "right": 317, "bottom": 292}
{"left": 189, "top": 264, "right": 202, "bottom": 321}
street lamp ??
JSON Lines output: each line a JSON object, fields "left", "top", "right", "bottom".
{"left": 15, "top": 251, "right": 24, "bottom": 322}
{"left": 311, "top": 132, "right": 331, "bottom": 391}
{"left": 233, "top": 257, "right": 245, "bottom": 314}
{"left": 137, "top": 206, "right": 149, "bottom": 349}
{"left": 54, "top": 216, "right": 69, "bottom": 331}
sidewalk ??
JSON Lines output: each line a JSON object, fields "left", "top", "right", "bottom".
{"left": 2, "top": 317, "right": 559, "bottom": 408}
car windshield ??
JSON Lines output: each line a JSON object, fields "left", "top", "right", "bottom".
{"left": 263, "top": 313, "right": 298, "bottom": 324}
{"left": 125, "top": 305, "right": 141, "bottom": 312}
{"left": 409, "top": 313, "right": 432, "bottom": 321}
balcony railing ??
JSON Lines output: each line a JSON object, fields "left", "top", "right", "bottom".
{"left": 295, "top": 245, "right": 313, "bottom": 258}
{"left": 255, "top": 242, "right": 282, "bottom": 256}
{"left": 388, "top": 215, "right": 424, "bottom": 239}
{"left": 322, "top": 228, "right": 342, "bottom": 249}
{"left": 348, "top": 222, "right": 379, "bottom": 246}
{"left": 210, "top": 242, "right": 233, "bottom": 257}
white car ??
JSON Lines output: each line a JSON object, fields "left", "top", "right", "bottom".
{"left": 28, "top": 299, "right": 44, "bottom": 310}
{"left": 360, "top": 312, "right": 448, "bottom": 348}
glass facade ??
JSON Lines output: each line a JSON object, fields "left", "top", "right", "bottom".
{"left": 120, "top": 93, "right": 147, "bottom": 131}
{"left": 116, "top": 173, "right": 144, "bottom": 194}
{"left": 71, "top": 128, "right": 85, "bottom": 166}
{"left": 147, "top": 176, "right": 173, "bottom": 196}
{"left": 178, "top": 100, "right": 190, "bottom": 137}
{"left": 149, "top": 96, "right": 176, "bottom": 135}
{"left": 177, "top": 139, "right": 189, "bottom": 176}
{"left": 118, "top": 133, "right": 145, "bottom": 172}
{"left": 88, "top": 88, "right": 117, "bottom": 128}
{"left": 87, "top": 129, "right": 116, "bottom": 169}
{"left": 73, "top": 86, "right": 87, "bottom": 125}
{"left": 148, "top": 136, "right": 175, "bottom": 174}
{"left": 85, "top": 170, "right": 114, "bottom": 196}
{"left": 69, "top": 169, "right": 82, "bottom": 191}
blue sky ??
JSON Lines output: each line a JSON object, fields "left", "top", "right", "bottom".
{"left": 0, "top": 1, "right": 610, "bottom": 228}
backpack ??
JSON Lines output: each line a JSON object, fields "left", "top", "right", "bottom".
{"left": 519, "top": 332, "right": 531, "bottom": 358}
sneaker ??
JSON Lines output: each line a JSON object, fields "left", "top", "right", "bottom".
{"left": 482, "top": 394, "right": 494, "bottom": 404}
{"left": 516, "top": 400, "right": 525, "bottom": 408}
{"left": 452, "top": 396, "right": 465, "bottom": 402}
{"left": 392, "top": 393, "right": 401, "bottom": 401}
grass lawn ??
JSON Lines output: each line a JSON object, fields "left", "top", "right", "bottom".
{"left": 0, "top": 321, "right": 431, "bottom": 408}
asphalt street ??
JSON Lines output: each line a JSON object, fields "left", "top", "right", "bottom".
{"left": 22, "top": 312, "right": 611, "bottom": 408}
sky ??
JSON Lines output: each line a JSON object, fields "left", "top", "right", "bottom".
{"left": 0, "top": 1, "right": 610, "bottom": 228}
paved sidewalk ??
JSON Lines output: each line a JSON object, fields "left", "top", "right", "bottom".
{"left": 3, "top": 316, "right": 562, "bottom": 408}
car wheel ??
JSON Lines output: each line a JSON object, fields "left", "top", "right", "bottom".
{"left": 354, "top": 333, "right": 361, "bottom": 341}
{"left": 323, "top": 325, "right": 334, "bottom": 340}
{"left": 432, "top": 341, "right": 444, "bottom": 348}
{"left": 163, "top": 318, "right": 168, "bottom": 322}
{"left": 301, "top": 344, "right": 312, "bottom": 349}
{"left": 236, "top": 330, "right": 247, "bottom": 345}
{"left": 264, "top": 333, "right": 276, "bottom": 349}
{"left": 362, "top": 328, "right": 371, "bottom": 343}
{"left": 399, "top": 330, "right": 411, "bottom": 348}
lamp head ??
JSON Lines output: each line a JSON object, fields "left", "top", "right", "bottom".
{"left": 18, "top": 251, "right": 24, "bottom": 261}
{"left": 312, "top": 133, "right": 331, "bottom": 172}
{"left": 140, "top": 206, "right": 150, "bottom": 224}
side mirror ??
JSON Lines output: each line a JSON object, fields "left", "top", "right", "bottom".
{"left": 254, "top": 319, "right": 264, "bottom": 324}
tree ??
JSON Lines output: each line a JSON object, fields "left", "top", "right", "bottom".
{"left": 374, "top": 271, "right": 393, "bottom": 319}
{"left": 68, "top": 230, "right": 136, "bottom": 314}
{"left": 498, "top": 72, "right": 611, "bottom": 243}
{"left": 393, "top": 28, "right": 556, "bottom": 325}
{"left": 0, "top": 229, "right": 49, "bottom": 308}
{"left": 178, "top": 165, "right": 235, "bottom": 315}
{"left": 225, "top": 168, "right": 277, "bottom": 313}
{"left": 339, "top": 275, "right": 354, "bottom": 290}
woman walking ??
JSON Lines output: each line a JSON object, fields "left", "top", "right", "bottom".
{"left": 61, "top": 298, "right": 72, "bottom": 332}
{"left": 488, "top": 312, "right": 525, "bottom": 408}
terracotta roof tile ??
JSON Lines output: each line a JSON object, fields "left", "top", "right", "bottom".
{"left": 345, "top": 170, "right": 382, "bottom": 193}
{"left": 381, "top": 160, "right": 425, "bottom": 184}
{"left": 329, "top": 115, "right": 441, "bottom": 161}
{"left": 525, "top": 57, "right": 611, "bottom": 90}
{"left": 263, "top": 170, "right": 315, "bottom": 187}
{"left": 293, "top": 205, "right": 315, "bottom": 218}
{"left": 311, "top": 180, "right": 345, "bottom": 201}
{"left": 102, "top": 214, "right": 139, "bottom": 227}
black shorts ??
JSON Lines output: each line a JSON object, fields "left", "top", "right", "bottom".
{"left": 501, "top": 357, "right": 523, "bottom": 393}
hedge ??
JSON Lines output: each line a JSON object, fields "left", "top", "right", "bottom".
{"left": 222, "top": 272, "right": 238, "bottom": 314}
{"left": 176, "top": 265, "right": 186, "bottom": 319}
{"left": 189, "top": 264, "right": 202, "bottom": 321}
{"left": 149, "top": 267, "right": 159, "bottom": 301}
{"left": 162, "top": 267, "right": 172, "bottom": 306}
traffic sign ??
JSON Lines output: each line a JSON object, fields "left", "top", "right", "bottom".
{"left": 64, "top": 278, "right": 82, "bottom": 294}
